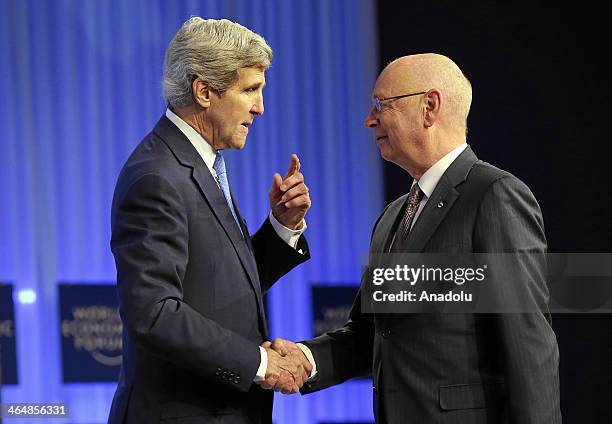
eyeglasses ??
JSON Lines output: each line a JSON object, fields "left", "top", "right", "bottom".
{"left": 372, "top": 91, "right": 426, "bottom": 112}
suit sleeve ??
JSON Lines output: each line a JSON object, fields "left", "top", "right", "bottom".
{"left": 298, "top": 206, "right": 393, "bottom": 393}
{"left": 111, "top": 173, "right": 260, "bottom": 392}
{"left": 251, "top": 218, "right": 310, "bottom": 293}
{"left": 474, "top": 176, "right": 561, "bottom": 423}
{"left": 299, "top": 285, "right": 374, "bottom": 394}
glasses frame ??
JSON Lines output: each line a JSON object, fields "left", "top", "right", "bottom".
{"left": 372, "top": 91, "right": 427, "bottom": 112}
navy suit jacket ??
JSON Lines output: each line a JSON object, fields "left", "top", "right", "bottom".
{"left": 302, "top": 146, "right": 561, "bottom": 423}
{"left": 108, "top": 116, "right": 309, "bottom": 424}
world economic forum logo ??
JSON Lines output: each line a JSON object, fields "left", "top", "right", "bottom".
{"left": 61, "top": 305, "right": 122, "bottom": 366}
{"left": 58, "top": 284, "right": 122, "bottom": 382}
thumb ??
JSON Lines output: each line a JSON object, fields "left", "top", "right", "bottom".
{"left": 271, "top": 338, "right": 289, "bottom": 356}
{"left": 270, "top": 173, "right": 283, "bottom": 196}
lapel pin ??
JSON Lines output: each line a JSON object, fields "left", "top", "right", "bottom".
{"left": 437, "top": 201, "right": 445, "bottom": 208}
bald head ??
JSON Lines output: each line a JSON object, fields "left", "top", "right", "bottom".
{"left": 382, "top": 54, "right": 472, "bottom": 131}
{"left": 365, "top": 54, "right": 473, "bottom": 177}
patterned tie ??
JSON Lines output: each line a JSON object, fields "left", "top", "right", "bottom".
{"left": 213, "top": 152, "right": 243, "bottom": 237}
{"left": 392, "top": 183, "right": 424, "bottom": 250}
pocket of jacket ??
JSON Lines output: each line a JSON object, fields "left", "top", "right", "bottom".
{"left": 439, "top": 381, "right": 505, "bottom": 411}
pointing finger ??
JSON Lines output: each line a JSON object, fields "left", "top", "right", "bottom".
{"left": 284, "top": 154, "right": 300, "bottom": 180}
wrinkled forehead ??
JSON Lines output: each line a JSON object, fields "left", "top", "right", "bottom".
{"left": 235, "top": 66, "right": 266, "bottom": 84}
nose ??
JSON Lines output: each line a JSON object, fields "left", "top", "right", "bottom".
{"left": 364, "top": 107, "right": 378, "bottom": 128}
{"left": 252, "top": 94, "right": 264, "bottom": 116}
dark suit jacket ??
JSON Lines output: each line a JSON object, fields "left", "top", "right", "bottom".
{"left": 302, "top": 146, "right": 561, "bottom": 423}
{"left": 108, "top": 116, "right": 309, "bottom": 424}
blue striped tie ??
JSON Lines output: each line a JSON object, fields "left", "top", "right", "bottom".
{"left": 213, "top": 152, "right": 243, "bottom": 237}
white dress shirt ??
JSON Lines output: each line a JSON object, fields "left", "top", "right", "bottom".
{"left": 409, "top": 143, "right": 467, "bottom": 229}
{"left": 299, "top": 143, "right": 469, "bottom": 379}
{"left": 165, "top": 108, "right": 307, "bottom": 382}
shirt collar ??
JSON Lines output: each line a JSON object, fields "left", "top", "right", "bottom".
{"left": 416, "top": 143, "right": 468, "bottom": 198}
{"left": 165, "top": 108, "right": 217, "bottom": 173}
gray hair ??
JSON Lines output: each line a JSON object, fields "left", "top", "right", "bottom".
{"left": 163, "top": 17, "right": 273, "bottom": 109}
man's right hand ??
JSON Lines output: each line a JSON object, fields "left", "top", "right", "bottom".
{"left": 269, "top": 338, "right": 313, "bottom": 379}
{"left": 257, "top": 341, "right": 308, "bottom": 394}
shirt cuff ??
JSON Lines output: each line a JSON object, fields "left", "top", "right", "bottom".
{"left": 296, "top": 343, "right": 318, "bottom": 379}
{"left": 254, "top": 346, "right": 267, "bottom": 382}
{"left": 268, "top": 211, "right": 307, "bottom": 250}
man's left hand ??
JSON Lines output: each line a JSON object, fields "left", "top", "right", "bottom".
{"left": 269, "top": 154, "right": 311, "bottom": 230}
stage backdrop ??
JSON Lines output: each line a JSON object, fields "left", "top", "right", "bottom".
{"left": 0, "top": 1, "right": 382, "bottom": 423}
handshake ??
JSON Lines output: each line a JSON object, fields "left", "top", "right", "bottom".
{"left": 256, "top": 338, "right": 314, "bottom": 394}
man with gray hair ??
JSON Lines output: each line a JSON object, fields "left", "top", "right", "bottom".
{"left": 268, "top": 54, "right": 561, "bottom": 423}
{"left": 108, "top": 17, "right": 312, "bottom": 423}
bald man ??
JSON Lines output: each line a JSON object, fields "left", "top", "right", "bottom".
{"left": 266, "top": 54, "right": 561, "bottom": 423}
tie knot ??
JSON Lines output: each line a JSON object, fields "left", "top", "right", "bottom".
{"left": 213, "top": 152, "right": 226, "bottom": 176}
{"left": 408, "top": 183, "right": 424, "bottom": 204}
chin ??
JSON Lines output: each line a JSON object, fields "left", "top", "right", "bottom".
{"left": 233, "top": 139, "right": 247, "bottom": 150}
{"left": 378, "top": 147, "right": 394, "bottom": 162}
{"left": 227, "top": 137, "right": 247, "bottom": 150}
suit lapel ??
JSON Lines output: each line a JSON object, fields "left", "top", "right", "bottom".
{"left": 231, "top": 197, "right": 269, "bottom": 335}
{"left": 232, "top": 195, "right": 255, "bottom": 254}
{"left": 230, "top": 198, "right": 268, "bottom": 338}
{"left": 399, "top": 145, "right": 479, "bottom": 252}
{"left": 401, "top": 174, "right": 459, "bottom": 252}
{"left": 191, "top": 166, "right": 266, "bottom": 317}
{"left": 153, "top": 116, "right": 264, "bottom": 312}
{"left": 372, "top": 196, "right": 407, "bottom": 254}
{"left": 374, "top": 147, "right": 478, "bottom": 328}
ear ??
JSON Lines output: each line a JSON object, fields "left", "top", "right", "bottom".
{"left": 423, "top": 89, "right": 442, "bottom": 128}
{"left": 191, "top": 77, "right": 213, "bottom": 108}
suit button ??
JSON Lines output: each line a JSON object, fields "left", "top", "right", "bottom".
{"left": 381, "top": 329, "right": 391, "bottom": 338}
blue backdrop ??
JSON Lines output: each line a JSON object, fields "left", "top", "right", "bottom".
{"left": 0, "top": 1, "right": 382, "bottom": 422}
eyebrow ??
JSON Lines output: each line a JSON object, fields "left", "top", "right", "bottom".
{"left": 246, "top": 81, "right": 266, "bottom": 90}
